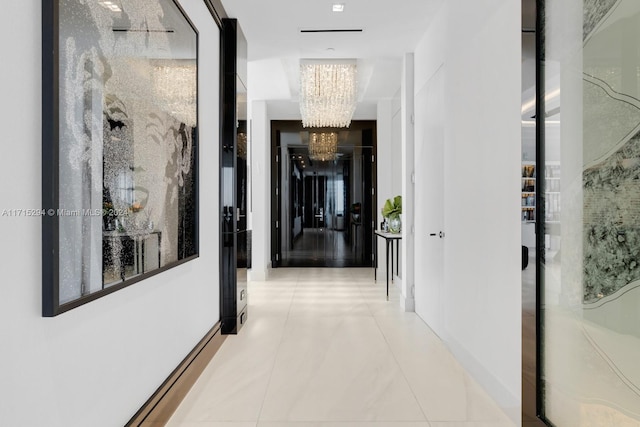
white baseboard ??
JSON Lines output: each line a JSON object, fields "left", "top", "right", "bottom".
{"left": 392, "top": 276, "right": 415, "bottom": 312}
{"left": 394, "top": 276, "right": 402, "bottom": 288}
{"left": 444, "top": 333, "right": 520, "bottom": 425}
{"left": 400, "top": 295, "right": 415, "bottom": 312}
{"left": 248, "top": 262, "right": 271, "bottom": 282}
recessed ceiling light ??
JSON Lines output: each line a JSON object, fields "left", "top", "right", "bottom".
{"left": 100, "top": 1, "right": 122, "bottom": 12}
{"left": 332, "top": 3, "right": 345, "bottom": 12}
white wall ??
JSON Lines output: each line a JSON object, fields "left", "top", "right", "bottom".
{"left": 376, "top": 99, "right": 393, "bottom": 275}
{"left": 400, "top": 54, "right": 415, "bottom": 312}
{"left": 248, "top": 100, "right": 270, "bottom": 280}
{"left": 391, "top": 93, "right": 403, "bottom": 202}
{"left": 413, "top": 0, "right": 521, "bottom": 419}
{"left": 390, "top": 89, "right": 404, "bottom": 283}
{"left": 0, "top": 1, "right": 220, "bottom": 426}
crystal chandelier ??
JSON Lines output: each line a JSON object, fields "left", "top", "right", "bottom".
{"left": 153, "top": 62, "right": 197, "bottom": 127}
{"left": 299, "top": 62, "right": 357, "bottom": 128}
{"left": 308, "top": 132, "right": 338, "bottom": 161}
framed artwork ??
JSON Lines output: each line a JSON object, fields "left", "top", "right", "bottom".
{"left": 42, "top": 0, "right": 199, "bottom": 316}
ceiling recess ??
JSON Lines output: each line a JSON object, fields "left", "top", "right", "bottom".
{"left": 300, "top": 29, "right": 363, "bottom": 33}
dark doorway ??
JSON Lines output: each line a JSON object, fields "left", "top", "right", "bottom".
{"left": 271, "top": 121, "right": 376, "bottom": 268}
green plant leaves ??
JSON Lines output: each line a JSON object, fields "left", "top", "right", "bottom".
{"left": 394, "top": 195, "right": 402, "bottom": 213}
{"left": 381, "top": 195, "right": 402, "bottom": 218}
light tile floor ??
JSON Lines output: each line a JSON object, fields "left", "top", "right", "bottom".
{"left": 167, "top": 268, "right": 515, "bottom": 427}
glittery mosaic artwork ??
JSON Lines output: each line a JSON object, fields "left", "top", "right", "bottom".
{"left": 583, "top": 129, "right": 640, "bottom": 302}
{"left": 541, "top": 0, "right": 640, "bottom": 424}
{"left": 583, "top": 0, "right": 619, "bottom": 40}
{"left": 56, "top": 0, "right": 197, "bottom": 305}
{"left": 582, "top": 0, "right": 640, "bottom": 303}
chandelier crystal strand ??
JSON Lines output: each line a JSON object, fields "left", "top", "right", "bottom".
{"left": 300, "top": 63, "right": 356, "bottom": 128}
{"left": 153, "top": 63, "right": 197, "bottom": 127}
{"left": 308, "top": 132, "right": 338, "bottom": 161}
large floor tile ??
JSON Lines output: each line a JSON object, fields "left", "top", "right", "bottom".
{"left": 168, "top": 318, "right": 287, "bottom": 423}
{"left": 167, "top": 422, "right": 257, "bottom": 427}
{"left": 429, "top": 422, "right": 515, "bottom": 427}
{"left": 168, "top": 268, "right": 511, "bottom": 426}
{"left": 247, "top": 284, "right": 296, "bottom": 318}
{"left": 258, "top": 423, "right": 431, "bottom": 427}
{"left": 372, "top": 311, "right": 510, "bottom": 423}
{"left": 267, "top": 269, "right": 303, "bottom": 282}
{"left": 259, "top": 316, "right": 426, "bottom": 422}
{"left": 287, "top": 288, "right": 372, "bottom": 317}
{"left": 393, "top": 346, "right": 508, "bottom": 422}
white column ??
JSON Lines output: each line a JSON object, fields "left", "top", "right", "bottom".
{"left": 400, "top": 53, "right": 415, "bottom": 311}
{"left": 248, "top": 100, "right": 270, "bottom": 281}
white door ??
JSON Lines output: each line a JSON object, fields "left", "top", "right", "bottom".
{"left": 414, "top": 65, "right": 445, "bottom": 336}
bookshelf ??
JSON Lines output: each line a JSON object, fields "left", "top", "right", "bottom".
{"left": 522, "top": 163, "right": 536, "bottom": 222}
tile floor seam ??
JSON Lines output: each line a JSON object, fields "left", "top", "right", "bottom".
{"left": 253, "top": 275, "right": 299, "bottom": 423}
{"left": 369, "top": 309, "right": 432, "bottom": 426}
{"left": 355, "top": 268, "right": 378, "bottom": 313}
{"left": 355, "top": 270, "right": 376, "bottom": 318}
{"left": 353, "top": 270, "right": 431, "bottom": 425}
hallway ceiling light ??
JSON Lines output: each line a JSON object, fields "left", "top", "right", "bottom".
{"left": 299, "top": 61, "right": 357, "bottom": 128}
{"left": 308, "top": 132, "right": 338, "bottom": 161}
{"left": 99, "top": 0, "right": 122, "bottom": 12}
{"left": 332, "top": 3, "right": 345, "bottom": 12}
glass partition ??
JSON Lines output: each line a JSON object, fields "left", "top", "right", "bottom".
{"left": 540, "top": 0, "right": 640, "bottom": 424}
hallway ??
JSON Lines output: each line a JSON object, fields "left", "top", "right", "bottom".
{"left": 280, "top": 229, "right": 366, "bottom": 268}
{"left": 167, "top": 268, "right": 514, "bottom": 426}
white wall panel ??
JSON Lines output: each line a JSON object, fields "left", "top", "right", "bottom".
{"left": 413, "top": 0, "right": 521, "bottom": 420}
{"left": 0, "top": 1, "right": 221, "bottom": 425}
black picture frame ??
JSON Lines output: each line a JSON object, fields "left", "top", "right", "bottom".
{"left": 42, "top": 0, "right": 199, "bottom": 316}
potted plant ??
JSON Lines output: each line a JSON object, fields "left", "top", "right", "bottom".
{"left": 351, "top": 202, "right": 361, "bottom": 222}
{"left": 381, "top": 195, "right": 402, "bottom": 233}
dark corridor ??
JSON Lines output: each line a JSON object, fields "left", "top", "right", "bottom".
{"left": 271, "top": 121, "right": 377, "bottom": 268}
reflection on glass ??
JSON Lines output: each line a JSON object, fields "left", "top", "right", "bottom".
{"left": 541, "top": 0, "right": 640, "bottom": 424}
{"left": 57, "top": 0, "right": 197, "bottom": 305}
{"left": 277, "top": 129, "right": 373, "bottom": 267}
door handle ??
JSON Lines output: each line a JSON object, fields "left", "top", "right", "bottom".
{"left": 429, "top": 233, "right": 437, "bottom": 236}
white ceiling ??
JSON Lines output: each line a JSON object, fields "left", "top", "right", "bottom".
{"left": 219, "top": 0, "right": 443, "bottom": 119}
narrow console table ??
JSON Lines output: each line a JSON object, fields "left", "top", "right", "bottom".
{"left": 103, "top": 230, "right": 162, "bottom": 283}
{"left": 374, "top": 230, "right": 401, "bottom": 300}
